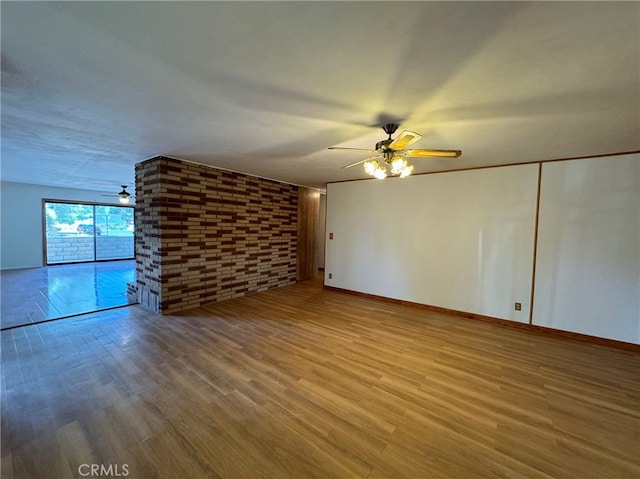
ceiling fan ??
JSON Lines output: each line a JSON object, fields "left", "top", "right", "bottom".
{"left": 329, "top": 123, "right": 461, "bottom": 179}
{"left": 100, "top": 185, "right": 135, "bottom": 204}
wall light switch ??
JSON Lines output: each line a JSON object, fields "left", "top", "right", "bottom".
{"left": 329, "top": 233, "right": 334, "bottom": 240}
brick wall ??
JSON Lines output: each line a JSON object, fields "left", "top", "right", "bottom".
{"left": 135, "top": 158, "right": 164, "bottom": 313}
{"left": 96, "top": 237, "right": 134, "bottom": 260}
{"left": 46, "top": 237, "right": 94, "bottom": 263}
{"left": 135, "top": 156, "right": 298, "bottom": 314}
{"left": 47, "top": 237, "right": 133, "bottom": 263}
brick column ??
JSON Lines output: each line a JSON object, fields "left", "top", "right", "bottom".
{"left": 134, "top": 158, "right": 163, "bottom": 312}
{"left": 134, "top": 156, "right": 299, "bottom": 314}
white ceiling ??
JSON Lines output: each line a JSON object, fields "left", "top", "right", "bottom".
{"left": 2, "top": 2, "right": 638, "bottom": 192}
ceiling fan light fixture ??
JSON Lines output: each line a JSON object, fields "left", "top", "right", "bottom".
{"left": 399, "top": 164, "right": 414, "bottom": 178}
{"left": 333, "top": 124, "right": 460, "bottom": 180}
{"left": 373, "top": 164, "right": 388, "bottom": 180}
{"left": 364, "top": 156, "right": 410, "bottom": 179}
{"left": 101, "top": 185, "right": 135, "bottom": 203}
{"left": 373, "top": 169, "right": 387, "bottom": 180}
{"left": 117, "top": 185, "right": 131, "bottom": 204}
{"left": 364, "top": 160, "right": 378, "bottom": 176}
{"left": 390, "top": 156, "right": 407, "bottom": 175}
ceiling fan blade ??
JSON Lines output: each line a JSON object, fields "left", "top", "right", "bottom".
{"left": 389, "top": 130, "right": 422, "bottom": 150}
{"left": 403, "top": 148, "right": 462, "bottom": 158}
{"left": 342, "top": 155, "right": 382, "bottom": 169}
{"left": 328, "top": 146, "right": 377, "bottom": 153}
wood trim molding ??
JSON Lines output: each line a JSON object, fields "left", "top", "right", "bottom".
{"left": 528, "top": 163, "right": 543, "bottom": 325}
{"left": 41, "top": 199, "right": 48, "bottom": 267}
{"left": 327, "top": 150, "right": 640, "bottom": 186}
{"left": 323, "top": 284, "right": 640, "bottom": 353}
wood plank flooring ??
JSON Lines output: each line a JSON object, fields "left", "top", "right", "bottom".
{"left": 2, "top": 276, "right": 639, "bottom": 478}
{"left": 1, "top": 260, "right": 136, "bottom": 329}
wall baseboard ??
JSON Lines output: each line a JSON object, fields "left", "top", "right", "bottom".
{"left": 323, "top": 284, "right": 640, "bottom": 354}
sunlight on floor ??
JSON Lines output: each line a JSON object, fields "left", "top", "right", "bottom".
{"left": 0, "top": 260, "right": 135, "bottom": 329}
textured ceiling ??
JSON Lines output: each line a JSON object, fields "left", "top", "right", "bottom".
{"left": 1, "top": 2, "right": 638, "bottom": 192}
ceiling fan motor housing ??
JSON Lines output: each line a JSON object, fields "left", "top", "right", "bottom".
{"left": 382, "top": 123, "right": 399, "bottom": 136}
{"left": 375, "top": 139, "right": 393, "bottom": 151}
{"left": 377, "top": 123, "right": 400, "bottom": 156}
{"left": 118, "top": 185, "right": 131, "bottom": 198}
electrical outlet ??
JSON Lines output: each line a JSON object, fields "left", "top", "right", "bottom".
{"left": 328, "top": 273, "right": 332, "bottom": 279}
{"left": 514, "top": 302, "right": 522, "bottom": 311}
{"left": 329, "top": 233, "right": 334, "bottom": 240}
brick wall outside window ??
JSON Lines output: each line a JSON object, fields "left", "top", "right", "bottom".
{"left": 134, "top": 156, "right": 298, "bottom": 314}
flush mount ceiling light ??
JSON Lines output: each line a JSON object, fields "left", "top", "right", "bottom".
{"left": 329, "top": 123, "right": 461, "bottom": 179}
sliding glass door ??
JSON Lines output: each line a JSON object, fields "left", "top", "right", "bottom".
{"left": 44, "top": 201, "right": 134, "bottom": 265}
{"left": 95, "top": 205, "right": 135, "bottom": 260}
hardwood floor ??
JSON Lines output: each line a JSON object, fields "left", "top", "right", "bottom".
{"left": 1, "top": 260, "right": 136, "bottom": 329}
{"left": 2, "top": 276, "right": 639, "bottom": 478}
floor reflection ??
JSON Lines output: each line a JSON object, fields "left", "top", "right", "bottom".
{"left": 0, "top": 260, "right": 135, "bottom": 329}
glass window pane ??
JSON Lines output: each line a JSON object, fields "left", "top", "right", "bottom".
{"left": 95, "top": 205, "right": 134, "bottom": 260}
{"left": 45, "top": 202, "right": 95, "bottom": 264}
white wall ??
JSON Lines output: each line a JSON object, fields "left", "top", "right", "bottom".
{"left": 325, "top": 154, "right": 640, "bottom": 344}
{"left": 533, "top": 155, "right": 640, "bottom": 343}
{"left": 0, "top": 181, "right": 125, "bottom": 270}
{"left": 325, "top": 164, "right": 539, "bottom": 323}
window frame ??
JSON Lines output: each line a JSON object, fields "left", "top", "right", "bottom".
{"left": 42, "top": 199, "right": 135, "bottom": 266}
